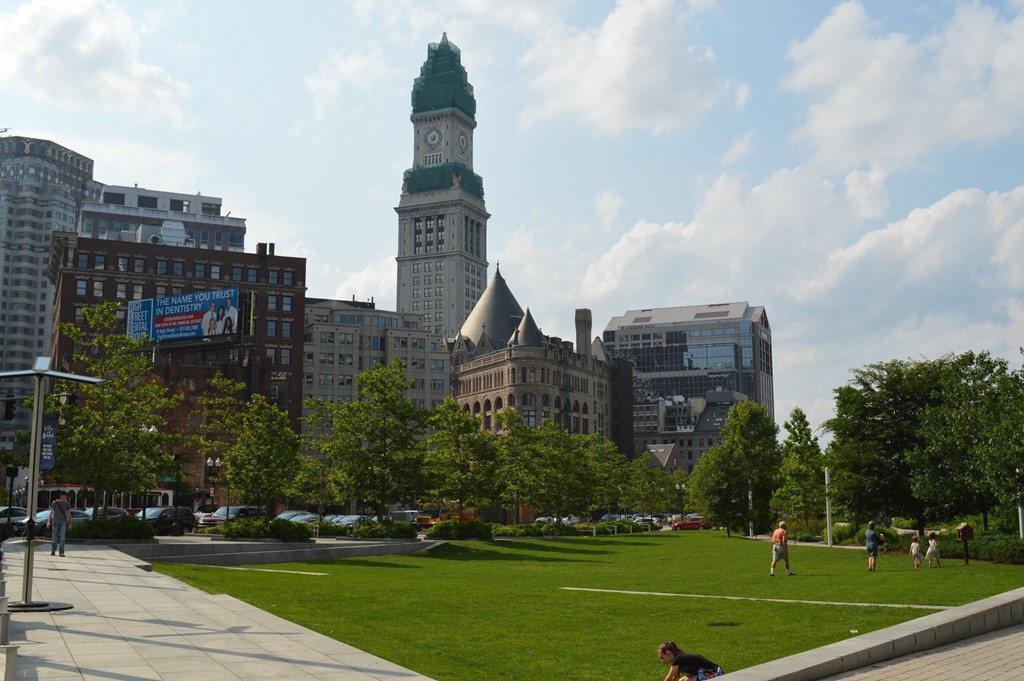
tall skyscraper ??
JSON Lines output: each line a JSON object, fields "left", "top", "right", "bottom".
{"left": 395, "top": 33, "right": 489, "bottom": 340}
{"left": 0, "top": 136, "right": 103, "bottom": 450}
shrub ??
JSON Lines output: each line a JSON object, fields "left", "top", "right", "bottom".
{"left": 492, "top": 523, "right": 543, "bottom": 537}
{"left": 537, "top": 522, "right": 580, "bottom": 536}
{"left": 355, "top": 520, "right": 418, "bottom": 539}
{"left": 831, "top": 523, "right": 856, "bottom": 544}
{"left": 426, "top": 519, "right": 492, "bottom": 540}
{"left": 936, "top": 531, "right": 1024, "bottom": 564}
{"left": 794, "top": 533, "right": 820, "bottom": 543}
{"left": 70, "top": 516, "right": 156, "bottom": 540}
{"left": 223, "top": 519, "right": 270, "bottom": 539}
{"left": 194, "top": 525, "right": 224, "bottom": 535}
{"left": 315, "top": 523, "right": 350, "bottom": 537}
{"left": 269, "top": 519, "right": 312, "bottom": 541}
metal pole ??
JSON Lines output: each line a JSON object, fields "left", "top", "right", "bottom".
{"left": 21, "top": 372, "right": 45, "bottom": 605}
{"left": 825, "top": 467, "right": 833, "bottom": 547}
{"left": 748, "top": 483, "right": 754, "bottom": 539}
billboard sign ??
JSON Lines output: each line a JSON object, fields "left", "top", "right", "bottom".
{"left": 128, "top": 288, "right": 240, "bottom": 341}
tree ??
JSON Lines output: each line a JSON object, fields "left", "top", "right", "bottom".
{"left": 688, "top": 444, "right": 749, "bottom": 537}
{"left": 195, "top": 372, "right": 247, "bottom": 474}
{"left": 586, "top": 438, "right": 630, "bottom": 520}
{"left": 687, "top": 402, "right": 779, "bottom": 535}
{"left": 52, "top": 302, "right": 181, "bottom": 512}
{"left": 770, "top": 407, "right": 824, "bottom": 531}
{"left": 911, "top": 351, "right": 1005, "bottom": 531}
{"left": 224, "top": 394, "right": 301, "bottom": 518}
{"left": 296, "top": 398, "right": 350, "bottom": 518}
{"left": 982, "top": 362, "right": 1024, "bottom": 512}
{"left": 824, "top": 358, "right": 946, "bottom": 529}
{"left": 425, "top": 398, "right": 503, "bottom": 519}
{"left": 494, "top": 408, "right": 539, "bottom": 522}
{"left": 328, "top": 358, "right": 426, "bottom": 520}
{"left": 623, "top": 454, "right": 676, "bottom": 517}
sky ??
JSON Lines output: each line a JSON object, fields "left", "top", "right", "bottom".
{"left": 3, "top": 0, "right": 1024, "bottom": 435}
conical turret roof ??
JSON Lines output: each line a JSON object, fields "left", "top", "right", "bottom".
{"left": 459, "top": 266, "right": 523, "bottom": 348}
{"left": 511, "top": 308, "right": 543, "bottom": 347}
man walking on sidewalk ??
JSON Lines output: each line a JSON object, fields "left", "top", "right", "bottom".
{"left": 770, "top": 520, "right": 794, "bottom": 576}
{"left": 47, "top": 491, "right": 72, "bottom": 557}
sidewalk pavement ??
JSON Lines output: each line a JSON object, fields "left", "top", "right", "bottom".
{"left": 1, "top": 542, "right": 435, "bottom": 680}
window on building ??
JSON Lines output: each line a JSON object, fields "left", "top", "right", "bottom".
{"left": 268, "top": 269, "right": 279, "bottom": 284}
{"left": 156, "top": 259, "right": 168, "bottom": 275}
{"left": 94, "top": 254, "right": 105, "bottom": 270}
{"left": 247, "top": 267, "right": 257, "bottom": 283}
{"left": 280, "top": 348, "right": 291, "bottom": 366}
{"left": 267, "top": 295, "right": 277, "bottom": 311}
{"left": 210, "top": 265, "right": 220, "bottom": 280}
{"left": 194, "top": 263, "right": 206, "bottom": 278}
{"left": 267, "top": 320, "right": 277, "bottom": 337}
{"left": 281, "top": 321, "right": 292, "bottom": 339}
{"left": 133, "top": 284, "right": 144, "bottom": 300}
{"left": 116, "top": 283, "right": 127, "bottom": 299}
{"left": 92, "top": 281, "right": 103, "bottom": 297}
{"left": 232, "top": 265, "right": 242, "bottom": 281}
{"left": 117, "top": 256, "right": 129, "bottom": 272}
{"left": 172, "top": 261, "right": 184, "bottom": 276}
{"left": 283, "top": 271, "right": 294, "bottom": 285}
{"left": 75, "top": 279, "right": 87, "bottom": 296}
{"left": 282, "top": 295, "right": 292, "bottom": 311}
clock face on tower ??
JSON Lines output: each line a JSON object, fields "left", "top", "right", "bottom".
{"left": 424, "top": 127, "right": 442, "bottom": 149}
{"left": 458, "top": 131, "right": 468, "bottom": 150}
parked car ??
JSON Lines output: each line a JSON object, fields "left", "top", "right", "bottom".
{"left": 0, "top": 507, "right": 28, "bottom": 524}
{"left": 672, "top": 513, "right": 712, "bottom": 530}
{"left": 142, "top": 506, "right": 197, "bottom": 535}
{"left": 274, "top": 510, "right": 307, "bottom": 522}
{"left": 534, "top": 516, "right": 556, "bottom": 524}
{"left": 10, "top": 508, "right": 91, "bottom": 537}
{"left": 634, "top": 516, "right": 661, "bottom": 527}
{"left": 84, "top": 506, "right": 129, "bottom": 521}
{"left": 197, "top": 505, "right": 259, "bottom": 527}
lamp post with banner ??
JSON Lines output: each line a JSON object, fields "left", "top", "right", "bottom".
{"left": 0, "top": 356, "right": 102, "bottom": 611}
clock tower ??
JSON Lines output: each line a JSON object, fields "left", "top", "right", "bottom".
{"left": 396, "top": 33, "right": 489, "bottom": 340}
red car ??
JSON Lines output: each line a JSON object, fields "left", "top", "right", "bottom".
{"left": 672, "top": 514, "right": 712, "bottom": 530}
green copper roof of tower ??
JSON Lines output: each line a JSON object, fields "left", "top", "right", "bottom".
{"left": 404, "top": 162, "right": 484, "bottom": 200}
{"left": 411, "top": 33, "right": 476, "bottom": 121}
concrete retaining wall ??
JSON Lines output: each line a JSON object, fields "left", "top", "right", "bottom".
{"left": 725, "top": 586, "right": 1024, "bottom": 680}
{"left": 107, "top": 538, "right": 441, "bottom": 567}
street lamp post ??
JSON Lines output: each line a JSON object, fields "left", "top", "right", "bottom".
{"left": 825, "top": 467, "right": 834, "bottom": 547}
{"left": 0, "top": 356, "right": 102, "bottom": 610}
{"left": 206, "top": 457, "right": 227, "bottom": 523}
{"left": 675, "top": 483, "right": 685, "bottom": 520}
{"left": 141, "top": 425, "right": 158, "bottom": 522}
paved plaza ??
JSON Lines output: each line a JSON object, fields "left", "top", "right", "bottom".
{"left": 1, "top": 542, "right": 434, "bottom": 680}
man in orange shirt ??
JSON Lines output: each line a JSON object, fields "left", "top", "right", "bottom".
{"left": 770, "top": 520, "right": 794, "bottom": 576}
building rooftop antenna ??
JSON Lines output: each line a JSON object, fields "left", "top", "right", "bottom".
{"left": 0, "top": 127, "right": 11, "bottom": 135}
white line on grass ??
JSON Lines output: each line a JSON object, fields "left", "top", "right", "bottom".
{"left": 202, "top": 566, "right": 328, "bottom": 576}
{"left": 560, "top": 587, "right": 950, "bottom": 610}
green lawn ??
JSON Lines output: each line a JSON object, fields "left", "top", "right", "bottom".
{"left": 154, "top": 532, "right": 1023, "bottom": 681}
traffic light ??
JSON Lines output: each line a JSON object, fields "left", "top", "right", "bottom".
{"left": 2, "top": 397, "right": 15, "bottom": 421}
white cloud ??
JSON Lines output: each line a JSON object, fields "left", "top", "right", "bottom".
{"left": 720, "top": 131, "right": 755, "bottom": 166}
{"left": 295, "top": 45, "right": 403, "bottom": 133}
{"left": 501, "top": 164, "right": 1024, "bottom": 430}
{"left": 518, "top": 0, "right": 747, "bottom": 134}
{"left": 0, "top": 0, "right": 193, "bottom": 128}
{"left": 785, "top": 1, "right": 1024, "bottom": 171}
{"left": 331, "top": 255, "right": 397, "bottom": 306}
{"left": 594, "top": 189, "right": 626, "bottom": 233}
{"left": 71, "top": 137, "right": 207, "bottom": 190}
{"left": 843, "top": 166, "right": 889, "bottom": 220}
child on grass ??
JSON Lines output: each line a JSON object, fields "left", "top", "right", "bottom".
{"left": 925, "top": 531, "right": 941, "bottom": 568}
{"left": 910, "top": 535, "right": 924, "bottom": 569}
